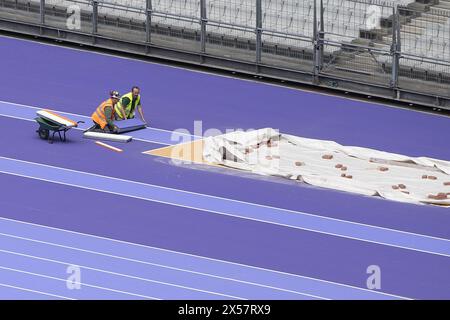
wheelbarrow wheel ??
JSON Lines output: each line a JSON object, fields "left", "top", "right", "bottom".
{"left": 38, "top": 128, "right": 49, "bottom": 140}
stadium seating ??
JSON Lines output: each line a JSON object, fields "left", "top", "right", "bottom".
{"left": 8, "top": 0, "right": 449, "bottom": 71}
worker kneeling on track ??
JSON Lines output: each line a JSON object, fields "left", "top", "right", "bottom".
{"left": 88, "top": 90, "right": 121, "bottom": 133}
{"left": 114, "top": 86, "right": 147, "bottom": 124}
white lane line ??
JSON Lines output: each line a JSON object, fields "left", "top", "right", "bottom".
{"left": 2, "top": 166, "right": 449, "bottom": 260}
{"left": 0, "top": 236, "right": 324, "bottom": 300}
{"left": 0, "top": 247, "right": 247, "bottom": 300}
{"left": 0, "top": 112, "right": 172, "bottom": 146}
{"left": 0, "top": 266, "right": 159, "bottom": 300}
{"left": 0, "top": 99, "right": 200, "bottom": 138}
{"left": 4, "top": 102, "right": 448, "bottom": 246}
{"left": 0, "top": 217, "right": 411, "bottom": 300}
{"left": 0, "top": 283, "right": 74, "bottom": 300}
{"left": 0, "top": 114, "right": 36, "bottom": 122}
{"left": 1, "top": 155, "right": 449, "bottom": 244}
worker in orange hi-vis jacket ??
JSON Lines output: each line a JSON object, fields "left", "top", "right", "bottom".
{"left": 89, "top": 90, "right": 121, "bottom": 133}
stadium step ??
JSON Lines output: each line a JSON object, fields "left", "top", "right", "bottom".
{"left": 401, "top": 24, "right": 426, "bottom": 35}
{"left": 332, "top": 51, "right": 389, "bottom": 77}
{"left": 434, "top": 0, "right": 450, "bottom": 8}
{"left": 433, "top": 5, "right": 450, "bottom": 13}
{"left": 413, "top": 17, "right": 447, "bottom": 27}
{"left": 405, "top": 2, "right": 433, "bottom": 13}
{"left": 421, "top": 12, "right": 449, "bottom": 22}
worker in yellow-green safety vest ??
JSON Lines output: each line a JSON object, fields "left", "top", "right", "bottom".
{"left": 115, "top": 86, "right": 147, "bottom": 124}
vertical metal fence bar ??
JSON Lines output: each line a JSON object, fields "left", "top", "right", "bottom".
{"left": 200, "top": 0, "right": 207, "bottom": 54}
{"left": 92, "top": 0, "right": 98, "bottom": 34}
{"left": 318, "top": 0, "right": 324, "bottom": 72}
{"left": 396, "top": 6, "right": 402, "bottom": 82}
{"left": 313, "top": 0, "right": 323, "bottom": 83}
{"left": 39, "top": 0, "right": 45, "bottom": 25}
{"left": 313, "top": 0, "right": 317, "bottom": 81}
{"left": 390, "top": 5, "right": 400, "bottom": 89}
{"left": 256, "top": 0, "right": 262, "bottom": 64}
{"left": 146, "top": 0, "right": 152, "bottom": 43}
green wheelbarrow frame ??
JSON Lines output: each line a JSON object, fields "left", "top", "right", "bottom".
{"left": 35, "top": 116, "right": 84, "bottom": 144}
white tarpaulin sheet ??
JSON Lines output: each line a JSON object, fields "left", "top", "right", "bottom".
{"left": 203, "top": 128, "right": 450, "bottom": 207}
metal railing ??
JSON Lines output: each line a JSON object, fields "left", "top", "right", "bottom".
{"left": 1, "top": 0, "right": 449, "bottom": 105}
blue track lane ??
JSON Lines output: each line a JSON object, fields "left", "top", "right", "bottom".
{"left": 0, "top": 100, "right": 196, "bottom": 145}
{"left": 0, "top": 156, "right": 449, "bottom": 258}
{"left": 0, "top": 252, "right": 240, "bottom": 300}
{"left": 0, "top": 267, "right": 148, "bottom": 300}
{"left": 0, "top": 284, "right": 69, "bottom": 300}
{"left": 0, "top": 35, "right": 449, "bottom": 299}
{"left": 0, "top": 218, "right": 404, "bottom": 300}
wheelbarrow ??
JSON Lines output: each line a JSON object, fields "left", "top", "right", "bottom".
{"left": 35, "top": 109, "right": 84, "bottom": 144}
